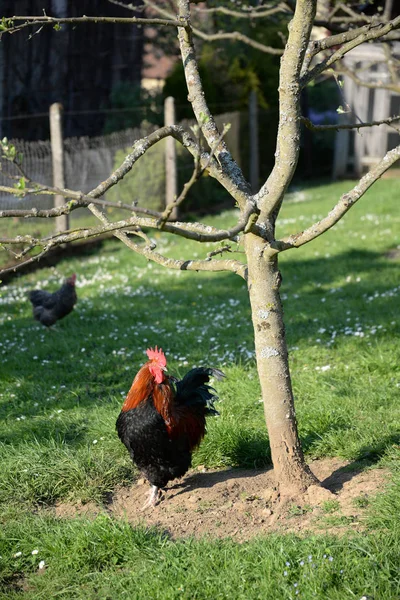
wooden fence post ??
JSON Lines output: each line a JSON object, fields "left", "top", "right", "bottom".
{"left": 164, "top": 96, "right": 178, "bottom": 220}
{"left": 50, "top": 103, "right": 69, "bottom": 234}
{"left": 249, "top": 90, "right": 259, "bottom": 193}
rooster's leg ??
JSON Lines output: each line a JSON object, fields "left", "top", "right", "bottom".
{"left": 141, "top": 485, "right": 160, "bottom": 510}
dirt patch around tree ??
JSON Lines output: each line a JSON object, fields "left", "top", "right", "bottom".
{"left": 53, "top": 458, "right": 388, "bottom": 541}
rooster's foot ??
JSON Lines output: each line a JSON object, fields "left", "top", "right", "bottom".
{"left": 141, "top": 485, "right": 161, "bottom": 510}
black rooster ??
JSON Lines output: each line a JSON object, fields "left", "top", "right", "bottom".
{"left": 116, "top": 347, "right": 224, "bottom": 508}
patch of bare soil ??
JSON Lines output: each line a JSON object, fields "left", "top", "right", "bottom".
{"left": 54, "top": 458, "right": 388, "bottom": 541}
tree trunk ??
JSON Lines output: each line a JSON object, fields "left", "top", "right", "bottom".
{"left": 245, "top": 233, "right": 318, "bottom": 495}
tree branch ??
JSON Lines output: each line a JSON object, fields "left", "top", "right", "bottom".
{"left": 0, "top": 184, "right": 161, "bottom": 219}
{"left": 132, "top": 0, "right": 285, "bottom": 55}
{"left": 276, "top": 145, "right": 400, "bottom": 250}
{"left": 301, "top": 15, "right": 400, "bottom": 86}
{"left": 192, "top": 3, "right": 291, "bottom": 20}
{"left": 382, "top": 42, "right": 400, "bottom": 86}
{"left": 86, "top": 123, "right": 250, "bottom": 210}
{"left": 176, "top": 0, "right": 251, "bottom": 208}
{"left": 87, "top": 203, "right": 248, "bottom": 279}
{"left": 189, "top": 27, "right": 284, "bottom": 56}
{"left": 2, "top": 122, "right": 250, "bottom": 215}
{"left": 157, "top": 123, "right": 232, "bottom": 227}
{"left": 0, "top": 248, "right": 51, "bottom": 276}
{"left": 0, "top": 120, "right": 258, "bottom": 274}
{"left": 0, "top": 235, "right": 39, "bottom": 245}
{"left": 3, "top": 13, "right": 185, "bottom": 36}
{"left": 334, "top": 64, "right": 400, "bottom": 94}
{"left": 256, "top": 0, "right": 316, "bottom": 225}
{"left": 302, "top": 114, "right": 400, "bottom": 131}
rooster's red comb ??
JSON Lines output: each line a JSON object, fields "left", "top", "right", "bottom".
{"left": 146, "top": 346, "right": 167, "bottom": 367}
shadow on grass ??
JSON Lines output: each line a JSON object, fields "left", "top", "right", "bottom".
{"left": 321, "top": 433, "right": 400, "bottom": 492}
{"left": 0, "top": 417, "right": 88, "bottom": 446}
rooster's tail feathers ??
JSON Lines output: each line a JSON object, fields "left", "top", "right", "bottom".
{"left": 174, "top": 367, "right": 225, "bottom": 415}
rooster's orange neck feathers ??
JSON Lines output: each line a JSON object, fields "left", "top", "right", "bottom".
{"left": 122, "top": 363, "right": 157, "bottom": 411}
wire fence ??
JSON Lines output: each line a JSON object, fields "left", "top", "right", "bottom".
{"left": 0, "top": 110, "right": 241, "bottom": 212}
{"left": 0, "top": 125, "right": 155, "bottom": 210}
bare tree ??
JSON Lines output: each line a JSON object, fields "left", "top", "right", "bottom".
{"left": 1, "top": 0, "right": 399, "bottom": 498}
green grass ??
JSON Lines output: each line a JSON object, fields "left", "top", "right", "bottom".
{"left": 1, "top": 178, "right": 400, "bottom": 598}
{"left": 1, "top": 513, "right": 400, "bottom": 599}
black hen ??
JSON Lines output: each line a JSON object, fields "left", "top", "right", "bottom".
{"left": 28, "top": 274, "right": 77, "bottom": 327}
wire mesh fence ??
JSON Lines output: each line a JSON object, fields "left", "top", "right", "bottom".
{"left": 0, "top": 110, "right": 241, "bottom": 213}
{"left": 0, "top": 125, "right": 155, "bottom": 210}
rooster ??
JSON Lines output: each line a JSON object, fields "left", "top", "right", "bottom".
{"left": 116, "top": 347, "right": 224, "bottom": 508}
{"left": 28, "top": 274, "right": 77, "bottom": 327}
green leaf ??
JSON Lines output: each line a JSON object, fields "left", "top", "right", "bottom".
{"left": 0, "top": 17, "right": 14, "bottom": 32}
{"left": 1, "top": 137, "right": 18, "bottom": 161}
{"left": 14, "top": 178, "right": 26, "bottom": 191}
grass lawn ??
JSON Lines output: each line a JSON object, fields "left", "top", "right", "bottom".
{"left": 0, "top": 179, "right": 399, "bottom": 598}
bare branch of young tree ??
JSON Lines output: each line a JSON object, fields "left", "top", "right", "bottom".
{"left": 158, "top": 123, "right": 233, "bottom": 227}
{"left": 140, "top": 0, "right": 285, "bottom": 57}
{"left": 0, "top": 123, "right": 249, "bottom": 216}
{"left": 0, "top": 235, "right": 41, "bottom": 245}
{"left": 0, "top": 195, "right": 256, "bottom": 244}
{"left": 176, "top": 0, "right": 251, "bottom": 208}
{"left": 191, "top": 3, "right": 291, "bottom": 20}
{"left": 0, "top": 115, "right": 260, "bottom": 276}
{"left": 87, "top": 202, "right": 248, "bottom": 279}
{"left": 2, "top": 13, "right": 185, "bottom": 36}
{"left": 0, "top": 184, "right": 160, "bottom": 218}
{"left": 188, "top": 28, "right": 284, "bottom": 56}
{"left": 302, "top": 114, "right": 400, "bottom": 131}
{"left": 334, "top": 63, "right": 400, "bottom": 94}
{"left": 256, "top": 0, "right": 316, "bottom": 227}
{"left": 302, "top": 15, "right": 400, "bottom": 87}
{"left": 382, "top": 42, "right": 400, "bottom": 85}
{"left": 0, "top": 202, "right": 252, "bottom": 277}
{"left": 276, "top": 144, "right": 400, "bottom": 251}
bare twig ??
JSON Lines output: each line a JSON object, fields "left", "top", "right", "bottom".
{"left": 0, "top": 236, "right": 39, "bottom": 244}
{"left": 157, "top": 123, "right": 232, "bottom": 227}
{"left": 334, "top": 64, "right": 400, "bottom": 94}
{"left": 302, "top": 15, "right": 400, "bottom": 86}
{"left": 0, "top": 191, "right": 257, "bottom": 277}
{"left": 382, "top": 42, "right": 400, "bottom": 85}
{"left": 276, "top": 144, "right": 400, "bottom": 251}
{"left": 143, "top": 0, "right": 284, "bottom": 55}
{"left": 0, "top": 187, "right": 161, "bottom": 219}
{"left": 207, "top": 245, "right": 233, "bottom": 259}
{"left": 176, "top": 0, "right": 251, "bottom": 207}
{"left": 256, "top": 0, "right": 316, "bottom": 226}
{"left": 3, "top": 14, "right": 186, "bottom": 36}
{"left": 192, "top": 3, "right": 290, "bottom": 20}
{"left": 302, "top": 19, "right": 400, "bottom": 79}
{"left": 87, "top": 203, "right": 248, "bottom": 279}
{"left": 189, "top": 28, "right": 284, "bottom": 56}
{"left": 302, "top": 114, "right": 400, "bottom": 131}
{"left": 0, "top": 248, "right": 50, "bottom": 276}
